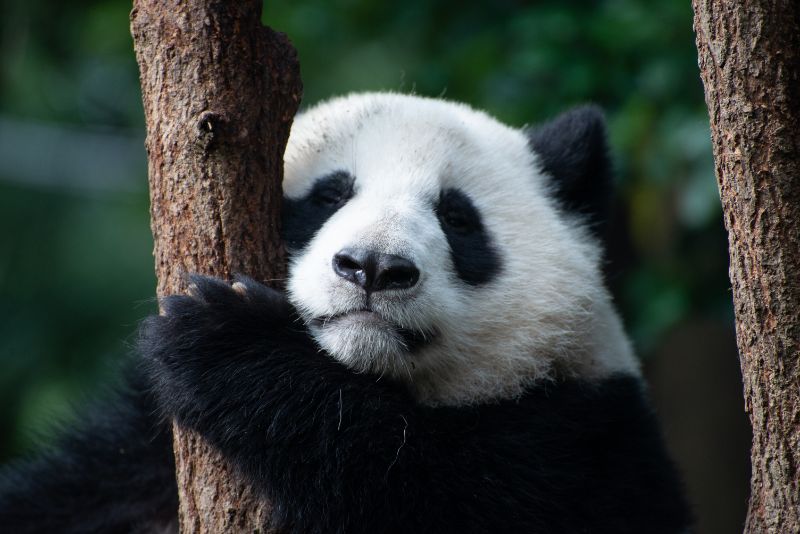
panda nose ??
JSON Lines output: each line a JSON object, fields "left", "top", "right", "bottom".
{"left": 332, "top": 248, "right": 420, "bottom": 292}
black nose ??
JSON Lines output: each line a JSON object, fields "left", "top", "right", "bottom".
{"left": 332, "top": 248, "right": 420, "bottom": 292}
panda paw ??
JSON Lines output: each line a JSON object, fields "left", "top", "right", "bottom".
{"left": 139, "top": 275, "right": 308, "bottom": 426}
{"left": 182, "top": 274, "right": 291, "bottom": 320}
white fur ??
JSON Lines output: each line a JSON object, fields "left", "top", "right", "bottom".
{"left": 284, "top": 92, "right": 639, "bottom": 406}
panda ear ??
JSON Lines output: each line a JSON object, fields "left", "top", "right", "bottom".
{"left": 525, "top": 106, "right": 613, "bottom": 236}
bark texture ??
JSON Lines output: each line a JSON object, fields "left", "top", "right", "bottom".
{"left": 131, "top": 1, "right": 301, "bottom": 531}
{"left": 692, "top": 2, "right": 800, "bottom": 532}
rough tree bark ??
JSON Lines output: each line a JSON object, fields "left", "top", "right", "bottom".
{"left": 130, "top": 1, "right": 301, "bottom": 531}
{"left": 692, "top": 2, "right": 800, "bottom": 532}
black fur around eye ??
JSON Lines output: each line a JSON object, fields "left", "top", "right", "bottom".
{"left": 311, "top": 173, "right": 353, "bottom": 208}
{"left": 435, "top": 188, "right": 502, "bottom": 286}
{"left": 440, "top": 210, "right": 472, "bottom": 232}
{"left": 313, "top": 188, "right": 344, "bottom": 207}
{"left": 282, "top": 171, "right": 355, "bottom": 250}
{"left": 436, "top": 189, "right": 479, "bottom": 233}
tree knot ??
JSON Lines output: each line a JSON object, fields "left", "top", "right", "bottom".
{"left": 195, "top": 111, "right": 230, "bottom": 152}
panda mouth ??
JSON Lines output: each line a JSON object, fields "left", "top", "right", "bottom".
{"left": 311, "top": 310, "right": 433, "bottom": 352}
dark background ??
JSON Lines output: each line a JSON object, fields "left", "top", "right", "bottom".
{"left": 0, "top": 1, "right": 750, "bottom": 532}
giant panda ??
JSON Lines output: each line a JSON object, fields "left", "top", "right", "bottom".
{"left": 0, "top": 92, "right": 691, "bottom": 533}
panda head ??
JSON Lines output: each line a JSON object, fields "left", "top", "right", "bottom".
{"left": 282, "top": 92, "right": 638, "bottom": 406}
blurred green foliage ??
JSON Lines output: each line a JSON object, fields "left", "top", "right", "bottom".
{"left": 0, "top": 0, "right": 729, "bottom": 461}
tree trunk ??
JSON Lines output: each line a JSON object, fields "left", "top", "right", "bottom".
{"left": 692, "top": 2, "right": 800, "bottom": 532}
{"left": 130, "top": 1, "right": 302, "bottom": 531}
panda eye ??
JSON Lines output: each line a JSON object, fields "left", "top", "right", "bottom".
{"left": 440, "top": 209, "right": 472, "bottom": 232}
{"left": 313, "top": 187, "right": 345, "bottom": 207}
{"left": 436, "top": 189, "right": 479, "bottom": 234}
{"left": 309, "top": 171, "right": 354, "bottom": 208}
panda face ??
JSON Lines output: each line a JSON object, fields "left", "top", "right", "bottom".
{"left": 283, "top": 93, "right": 638, "bottom": 405}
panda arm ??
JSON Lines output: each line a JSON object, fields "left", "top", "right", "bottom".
{"left": 141, "top": 276, "right": 542, "bottom": 533}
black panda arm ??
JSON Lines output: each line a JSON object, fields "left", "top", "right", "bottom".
{"left": 141, "top": 276, "right": 430, "bottom": 532}
{"left": 0, "top": 366, "right": 177, "bottom": 534}
{"left": 141, "top": 276, "right": 690, "bottom": 534}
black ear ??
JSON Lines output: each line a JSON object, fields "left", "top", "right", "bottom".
{"left": 525, "top": 106, "right": 613, "bottom": 236}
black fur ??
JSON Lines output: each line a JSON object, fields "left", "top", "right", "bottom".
{"left": 526, "top": 106, "right": 614, "bottom": 236}
{"left": 140, "top": 276, "right": 687, "bottom": 533}
{"left": 436, "top": 189, "right": 502, "bottom": 286}
{"left": 282, "top": 170, "right": 354, "bottom": 250}
{"left": 0, "top": 368, "right": 177, "bottom": 533}
{"left": 0, "top": 276, "right": 690, "bottom": 533}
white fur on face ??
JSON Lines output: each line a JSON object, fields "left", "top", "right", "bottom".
{"left": 284, "top": 93, "right": 639, "bottom": 406}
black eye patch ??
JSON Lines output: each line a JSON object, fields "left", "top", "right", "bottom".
{"left": 282, "top": 171, "right": 354, "bottom": 251}
{"left": 435, "top": 188, "right": 502, "bottom": 286}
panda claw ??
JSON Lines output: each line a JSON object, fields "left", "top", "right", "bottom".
{"left": 186, "top": 282, "right": 201, "bottom": 299}
{"left": 232, "top": 274, "right": 273, "bottom": 298}
{"left": 194, "top": 275, "right": 287, "bottom": 313}
{"left": 232, "top": 281, "right": 248, "bottom": 298}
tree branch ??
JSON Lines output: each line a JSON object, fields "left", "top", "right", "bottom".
{"left": 692, "top": 1, "right": 800, "bottom": 531}
{"left": 131, "top": 0, "right": 302, "bottom": 530}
